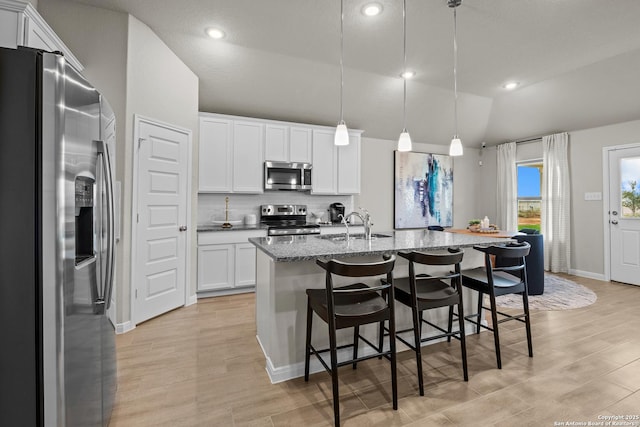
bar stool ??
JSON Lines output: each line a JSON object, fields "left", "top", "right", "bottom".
{"left": 380, "top": 248, "right": 467, "bottom": 396}
{"left": 304, "top": 255, "right": 397, "bottom": 427}
{"left": 461, "top": 242, "right": 533, "bottom": 369}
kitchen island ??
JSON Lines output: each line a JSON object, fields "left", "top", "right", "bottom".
{"left": 249, "top": 229, "right": 511, "bottom": 383}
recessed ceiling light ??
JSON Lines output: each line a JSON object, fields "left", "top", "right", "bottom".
{"left": 401, "top": 71, "right": 416, "bottom": 79}
{"left": 206, "top": 27, "right": 225, "bottom": 39}
{"left": 362, "top": 3, "right": 383, "bottom": 16}
{"left": 503, "top": 81, "right": 519, "bottom": 90}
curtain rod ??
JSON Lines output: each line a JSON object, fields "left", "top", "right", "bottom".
{"left": 514, "top": 136, "right": 543, "bottom": 144}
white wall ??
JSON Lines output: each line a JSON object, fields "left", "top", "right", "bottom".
{"left": 480, "top": 118, "right": 640, "bottom": 278}
{"left": 125, "top": 14, "right": 199, "bottom": 318}
{"left": 355, "top": 137, "right": 482, "bottom": 232}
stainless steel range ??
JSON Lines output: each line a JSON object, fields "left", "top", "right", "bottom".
{"left": 261, "top": 204, "right": 320, "bottom": 236}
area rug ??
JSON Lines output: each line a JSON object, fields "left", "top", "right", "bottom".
{"left": 494, "top": 274, "right": 597, "bottom": 311}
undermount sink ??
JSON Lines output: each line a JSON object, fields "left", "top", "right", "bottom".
{"left": 317, "top": 233, "right": 392, "bottom": 242}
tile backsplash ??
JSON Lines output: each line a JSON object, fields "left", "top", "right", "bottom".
{"left": 198, "top": 193, "right": 353, "bottom": 225}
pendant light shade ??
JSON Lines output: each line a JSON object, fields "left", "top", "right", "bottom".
{"left": 449, "top": 137, "right": 463, "bottom": 156}
{"left": 335, "top": 121, "right": 349, "bottom": 146}
{"left": 335, "top": 0, "right": 349, "bottom": 146}
{"left": 449, "top": 0, "right": 463, "bottom": 156}
{"left": 397, "top": 0, "right": 412, "bottom": 152}
{"left": 398, "top": 130, "right": 412, "bottom": 152}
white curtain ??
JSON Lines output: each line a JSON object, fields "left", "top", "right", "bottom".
{"left": 496, "top": 142, "right": 518, "bottom": 231}
{"left": 542, "top": 132, "right": 571, "bottom": 272}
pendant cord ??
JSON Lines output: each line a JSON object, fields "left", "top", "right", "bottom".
{"left": 402, "top": 0, "right": 407, "bottom": 131}
{"left": 453, "top": 4, "right": 458, "bottom": 138}
{"left": 339, "top": 0, "right": 344, "bottom": 123}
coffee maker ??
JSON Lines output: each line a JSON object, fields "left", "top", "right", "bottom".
{"left": 329, "top": 203, "right": 345, "bottom": 223}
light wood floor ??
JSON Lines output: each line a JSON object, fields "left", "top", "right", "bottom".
{"left": 110, "top": 275, "right": 640, "bottom": 426}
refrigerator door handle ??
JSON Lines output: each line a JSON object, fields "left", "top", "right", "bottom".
{"left": 96, "top": 140, "right": 115, "bottom": 312}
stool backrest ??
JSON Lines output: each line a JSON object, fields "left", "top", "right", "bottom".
{"left": 316, "top": 256, "right": 396, "bottom": 316}
{"left": 399, "top": 248, "right": 463, "bottom": 288}
{"left": 474, "top": 242, "right": 531, "bottom": 283}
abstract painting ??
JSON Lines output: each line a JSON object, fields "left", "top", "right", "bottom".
{"left": 394, "top": 151, "right": 453, "bottom": 229}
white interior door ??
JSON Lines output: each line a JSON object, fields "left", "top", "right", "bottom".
{"left": 609, "top": 145, "right": 640, "bottom": 286}
{"left": 134, "top": 119, "right": 190, "bottom": 323}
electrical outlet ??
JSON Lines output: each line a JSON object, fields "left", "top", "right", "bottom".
{"left": 584, "top": 192, "right": 602, "bottom": 201}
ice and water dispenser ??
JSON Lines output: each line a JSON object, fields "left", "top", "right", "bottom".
{"left": 75, "top": 176, "right": 94, "bottom": 264}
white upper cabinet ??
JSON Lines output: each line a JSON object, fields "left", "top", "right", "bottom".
{"left": 264, "top": 125, "right": 312, "bottom": 164}
{"left": 288, "top": 127, "right": 312, "bottom": 163}
{"left": 0, "top": 0, "right": 83, "bottom": 71}
{"left": 198, "top": 113, "right": 359, "bottom": 194}
{"left": 338, "top": 131, "right": 361, "bottom": 194}
{"left": 199, "top": 117, "right": 233, "bottom": 192}
{"left": 311, "top": 129, "right": 337, "bottom": 194}
{"left": 232, "top": 120, "right": 264, "bottom": 192}
{"left": 198, "top": 114, "right": 264, "bottom": 194}
{"left": 264, "top": 124, "right": 289, "bottom": 162}
{"left": 312, "top": 129, "right": 362, "bottom": 195}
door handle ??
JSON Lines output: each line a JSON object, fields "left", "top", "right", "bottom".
{"left": 611, "top": 220, "right": 618, "bottom": 225}
{"left": 97, "top": 140, "right": 115, "bottom": 311}
{"left": 179, "top": 225, "right": 188, "bottom": 232}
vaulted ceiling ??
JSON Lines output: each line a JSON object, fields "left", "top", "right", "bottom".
{"left": 67, "top": 0, "right": 640, "bottom": 147}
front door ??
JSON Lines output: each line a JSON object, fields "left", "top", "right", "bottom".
{"left": 608, "top": 144, "right": 640, "bottom": 286}
{"left": 134, "top": 118, "right": 190, "bottom": 323}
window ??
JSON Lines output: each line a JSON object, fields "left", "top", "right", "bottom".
{"left": 517, "top": 161, "right": 542, "bottom": 232}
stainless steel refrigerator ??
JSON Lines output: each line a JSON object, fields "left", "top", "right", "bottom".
{"left": 0, "top": 46, "right": 116, "bottom": 426}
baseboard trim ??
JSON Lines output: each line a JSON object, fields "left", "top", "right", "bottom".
{"left": 115, "top": 321, "right": 135, "bottom": 335}
{"left": 567, "top": 269, "right": 606, "bottom": 281}
{"left": 186, "top": 294, "right": 198, "bottom": 306}
{"left": 257, "top": 323, "right": 483, "bottom": 384}
{"left": 197, "top": 287, "right": 255, "bottom": 299}
{"left": 261, "top": 338, "right": 382, "bottom": 384}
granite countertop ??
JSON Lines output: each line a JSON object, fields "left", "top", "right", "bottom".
{"left": 197, "top": 224, "right": 268, "bottom": 232}
{"left": 197, "top": 222, "right": 352, "bottom": 232}
{"left": 249, "top": 229, "right": 513, "bottom": 262}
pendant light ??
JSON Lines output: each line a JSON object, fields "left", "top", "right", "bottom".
{"left": 335, "top": 0, "right": 349, "bottom": 146}
{"left": 397, "top": 0, "right": 412, "bottom": 152}
{"left": 448, "top": 0, "right": 463, "bottom": 156}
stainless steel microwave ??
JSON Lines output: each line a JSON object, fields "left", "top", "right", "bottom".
{"left": 264, "top": 161, "right": 312, "bottom": 191}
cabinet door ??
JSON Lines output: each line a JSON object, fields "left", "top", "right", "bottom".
{"left": 264, "top": 124, "right": 288, "bottom": 162}
{"left": 197, "top": 244, "right": 234, "bottom": 291}
{"left": 337, "top": 132, "right": 361, "bottom": 194}
{"left": 289, "top": 127, "right": 312, "bottom": 163}
{"left": 199, "top": 117, "right": 233, "bottom": 192}
{"left": 311, "top": 129, "right": 337, "bottom": 194}
{"left": 0, "top": 9, "right": 20, "bottom": 48}
{"left": 233, "top": 120, "right": 264, "bottom": 193}
{"left": 235, "top": 243, "right": 257, "bottom": 287}
{"left": 24, "top": 17, "right": 58, "bottom": 52}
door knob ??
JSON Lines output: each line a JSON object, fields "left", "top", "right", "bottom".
{"left": 612, "top": 211, "right": 618, "bottom": 216}
{"left": 179, "top": 225, "right": 188, "bottom": 231}
{"left": 611, "top": 220, "right": 618, "bottom": 225}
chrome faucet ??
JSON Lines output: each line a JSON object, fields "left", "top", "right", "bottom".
{"left": 338, "top": 213, "right": 351, "bottom": 241}
{"left": 343, "top": 208, "right": 373, "bottom": 240}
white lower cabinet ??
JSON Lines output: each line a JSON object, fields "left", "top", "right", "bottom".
{"left": 235, "top": 243, "right": 257, "bottom": 287}
{"left": 198, "top": 244, "right": 234, "bottom": 291}
{"left": 197, "top": 230, "right": 266, "bottom": 296}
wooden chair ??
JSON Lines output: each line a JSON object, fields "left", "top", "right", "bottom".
{"left": 461, "top": 242, "right": 533, "bottom": 369}
{"left": 304, "top": 255, "right": 397, "bottom": 427}
{"left": 380, "top": 248, "right": 467, "bottom": 396}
